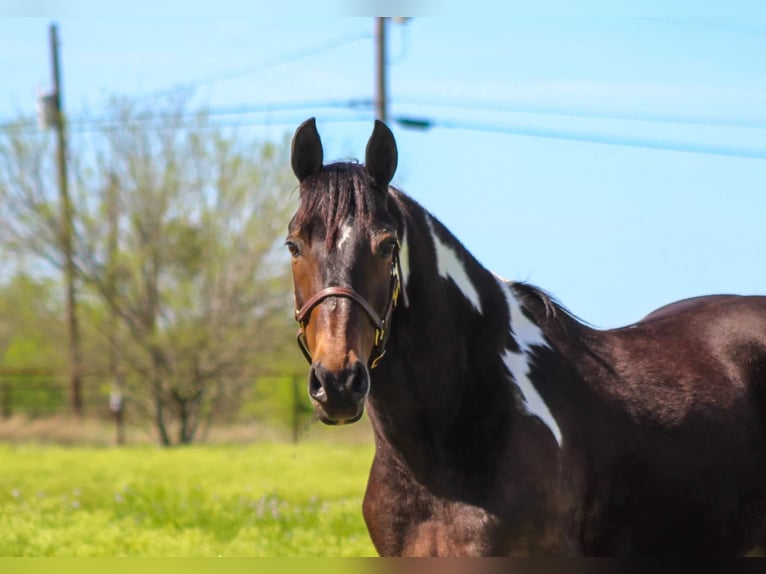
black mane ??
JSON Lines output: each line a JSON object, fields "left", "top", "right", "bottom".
{"left": 510, "top": 280, "right": 593, "bottom": 333}
{"left": 290, "top": 162, "right": 379, "bottom": 248}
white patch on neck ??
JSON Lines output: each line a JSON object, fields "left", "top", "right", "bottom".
{"left": 336, "top": 222, "right": 353, "bottom": 250}
{"left": 399, "top": 223, "right": 411, "bottom": 290}
{"left": 497, "top": 277, "right": 562, "bottom": 447}
{"left": 426, "top": 216, "right": 482, "bottom": 314}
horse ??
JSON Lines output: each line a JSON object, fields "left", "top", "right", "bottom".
{"left": 285, "top": 117, "right": 766, "bottom": 556}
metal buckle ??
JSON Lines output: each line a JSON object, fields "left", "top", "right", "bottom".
{"left": 370, "top": 350, "right": 386, "bottom": 369}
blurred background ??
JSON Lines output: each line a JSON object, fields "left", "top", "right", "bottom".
{"left": 1, "top": 10, "right": 765, "bottom": 446}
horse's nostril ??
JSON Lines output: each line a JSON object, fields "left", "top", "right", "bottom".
{"left": 350, "top": 363, "right": 369, "bottom": 397}
{"left": 310, "top": 362, "right": 367, "bottom": 406}
{"left": 309, "top": 366, "right": 326, "bottom": 401}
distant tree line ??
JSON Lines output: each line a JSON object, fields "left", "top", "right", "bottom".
{"left": 0, "top": 97, "right": 311, "bottom": 445}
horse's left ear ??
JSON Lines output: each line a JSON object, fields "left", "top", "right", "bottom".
{"left": 365, "top": 120, "right": 398, "bottom": 189}
{"left": 291, "top": 117, "right": 324, "bottom": 182}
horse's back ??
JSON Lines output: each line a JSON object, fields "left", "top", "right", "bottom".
{"left": 639, "top": 294, "right": 766, "bottom": 324}
{"left": 598, "top": 294, "right": 766, "bottom": 415}
{"left": 580, "top": 294, "right": 766, "bottom": 555}
{"left": 637, "top": 294, "right": 766, "bottom": 373}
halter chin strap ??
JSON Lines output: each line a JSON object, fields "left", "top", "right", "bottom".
{"left": 294, "top": 243, "right": 408, "bottom": 369}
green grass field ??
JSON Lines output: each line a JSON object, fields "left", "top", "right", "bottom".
{"left": 0, "top": 441, "right": 377, "bottom": 557}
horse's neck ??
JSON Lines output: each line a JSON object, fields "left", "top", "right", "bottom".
{"left": 368, "top": 193, "right": 561, "bottom": 475}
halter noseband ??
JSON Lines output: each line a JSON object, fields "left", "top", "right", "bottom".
{"left": 294, "top": 243, "right": 408, "bottom": 369}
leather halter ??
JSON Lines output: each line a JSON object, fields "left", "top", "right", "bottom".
{"left": 294, "top": 243, "right": 408, "bottom": 369}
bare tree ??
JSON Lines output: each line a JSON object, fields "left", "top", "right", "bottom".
{"left": 0, "top": 99, "right": 299, "bottom": 445}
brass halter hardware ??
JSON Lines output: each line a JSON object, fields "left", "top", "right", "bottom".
{"left": 294, "top": 243, "right": 407, "bottom": 369}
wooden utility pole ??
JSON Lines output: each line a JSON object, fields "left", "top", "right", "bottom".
{"left": 106, "top": 173, "right": 125, "bottom": 443}
{"left": 50, "top": 23, "right": 83, "bottom": 417}
{"left": 374, "top": 17, "right": 387, "bottom": 122}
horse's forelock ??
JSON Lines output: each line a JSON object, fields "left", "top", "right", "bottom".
{"left": 293, "top": 162, "right": 378, "bottom": 248}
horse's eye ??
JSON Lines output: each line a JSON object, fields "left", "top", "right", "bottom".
{"left": 286, "top": 240, "right": 301, "bottom": 258}
{"left": 378, "top": 239, "right": 397, "bottom": 259}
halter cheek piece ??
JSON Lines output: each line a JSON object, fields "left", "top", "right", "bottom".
{"left": 294, "top": 242, "right": 408, "bottom": 369}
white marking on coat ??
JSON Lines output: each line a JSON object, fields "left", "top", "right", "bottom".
{"left": 398, "top": 223, "right": 410, "bottom": 289}
{"left": 497, "top": 278, "right": 563, "bottom": 446}
{"left": 427, "top": 216, "right": 482, "bottom": 314}
{"left": 336, "top": 222, "right": 353, "bottom": 250}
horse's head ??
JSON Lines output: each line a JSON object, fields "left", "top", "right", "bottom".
{"left": 287, "top": 118, "right": 405, "bottom": 425}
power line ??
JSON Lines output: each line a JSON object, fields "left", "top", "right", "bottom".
{"left": 0, "top": 99, "right": 373, "bottom": 133}
{"left": 410, "top": 117, "right": 766, "bottom": 160}
{"left": 68, "top": 114, "right": 375, "bottom": 134}
{"left": 130, "top": 30, "right": 372, "bottom": 100}
{"left": 5, "top": 95, "right": 766, "bottom": 135}
{"left": 391, "top": 97, "right": 766, "bottom": 131}
{"left": 3, "top": 100, "right": 766, "bottom": 160}
{"left": 84, "top": 113, "right": 766, "bottom": 160}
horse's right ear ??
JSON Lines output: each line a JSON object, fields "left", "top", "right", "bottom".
{"left": 291, "top": 118, "right": 323, "bottom": 182}
{"left": 365, "top": 120, "right": 397, "bottom": 188}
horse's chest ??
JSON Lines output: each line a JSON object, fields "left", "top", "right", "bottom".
{"left": 408, "top": 497, "right": 514, "bottom": 556}
{"left": 368, "top": 494, "right": 501, "bottom": 556}
{"left": 365, "top": 485, "right": 577, "bottom": 556}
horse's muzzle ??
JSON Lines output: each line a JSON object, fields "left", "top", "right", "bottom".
{"left": 308, "top": 360, "right": 369, "bottom": 425}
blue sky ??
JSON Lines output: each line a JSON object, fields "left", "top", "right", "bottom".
{"left": 1, "top": 7, "right": 765, "bottom": 327}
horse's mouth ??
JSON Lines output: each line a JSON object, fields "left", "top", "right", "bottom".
{"left": 314, "top": 405, "right": 365, "bottom": 426}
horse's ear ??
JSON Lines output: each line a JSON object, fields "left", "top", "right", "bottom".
{"left": 365, "top": 120, "right": 398, "bottom": 188}
{"left": 291, "top": 118, "right": 324, "bottom": 182}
